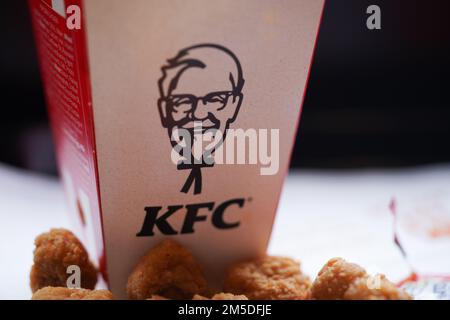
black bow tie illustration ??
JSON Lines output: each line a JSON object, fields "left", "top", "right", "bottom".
{"left": 180, "top": 166, "right": 202, "bottom": 195}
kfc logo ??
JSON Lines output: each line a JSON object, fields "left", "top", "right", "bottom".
{"left": 158, "top": 44, "right": 245, "bottom": 195}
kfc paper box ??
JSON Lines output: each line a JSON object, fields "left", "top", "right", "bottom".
{"left": 29, "top": 0, "right": 324, "bottom": 297}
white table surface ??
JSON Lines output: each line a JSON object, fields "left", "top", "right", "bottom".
{"left": 1, "top": 163, "right": 449, "bottom": 299}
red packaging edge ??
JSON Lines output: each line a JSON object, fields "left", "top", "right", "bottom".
{"left": 28, "top": 0, "right": 108, "bottom": 283}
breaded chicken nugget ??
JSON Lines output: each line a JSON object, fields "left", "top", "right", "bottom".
{"left": 193, "top": 293, "right": 248, "bottom": 300}
{"left": 30, "top": 229, "right": 97, "bottom": 293}
{"left": 310, "top": 257, "right": 366, "bottom": 300}
{"left": 311, "top": 258, "right": 412, "bottom": 300}
{"left": 32, "top": 287, "right": 113, "bottom": 300}
{"left": 343, "top": 275, "right": 412, "bottom": 300}
{"left": 223, "top": 256, "right": 311, "bottom": 300}
{"left": 127, "top": 240, "right": 208, "bottom": 300}
{"left": 147, "top": 295, "right": 169, "bottom": 300}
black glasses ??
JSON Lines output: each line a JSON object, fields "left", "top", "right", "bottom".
{"left": 166, "top": 91, "right": 233, "bottom": 111}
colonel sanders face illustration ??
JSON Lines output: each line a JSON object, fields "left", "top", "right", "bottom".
{"left": 158, "top": 44, "right": 244, "bottom": 194}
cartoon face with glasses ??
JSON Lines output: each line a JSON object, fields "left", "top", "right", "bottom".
{"left": 157, "top": 44, "right": 244, "bottom": 194}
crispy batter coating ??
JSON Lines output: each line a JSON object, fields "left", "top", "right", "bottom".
{"left": 147, "top": 295, "right": 169, "bottom": 300}
{"left": 310, "top": 257, "right": 366, "bottom": 300}
{"left": 311, "top": 258, "right": 412, "bottom": 300}
{"left": 32, "top": 287, "right": 113, "bottom": 300}
{"left": 30, "top": 229, "right": 97, "bottom": 293}
{"left": 193, "top": 293, "right": 248, "bottom": 300}
{"left": 343, "top": 275, "right": 412, "bottom": 300}
{"left": 127, "top": 240, "right": 208, "bottom": 300}
{"left": 223, "top": 256, "right": 311, "bottom": 300}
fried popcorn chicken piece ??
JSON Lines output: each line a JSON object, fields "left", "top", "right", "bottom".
{"left": 343, "top": 275, "right": 412, "bottom": 300}
{"left": 310, "top": 257, "right": 366, "bottom": 300}
{"left": 311, "top": 258, "right": 412, "bottom": 300}
{"left": 147, "top": 295, "right": 169, "bottom": 300}
{"left": 32, "top": 287, "right": 113, "bottom": 300}
{"left": 210, "top": 293, "right": 249, "bottom": 300}
{"left": 127, "top": 240, "right": 208, "bottom": 300}
{"left": 193, "top": 293, "right": 248, "bottom": 300}
{"left": 30, "top": 229, "right": 97, "bottom": 293}
{"left": 223, "top": 256, "right": 311, "bottom": 300}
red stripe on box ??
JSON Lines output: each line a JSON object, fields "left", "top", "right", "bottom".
{"left": 28, "top": 0, "right": 108, "bottom": 284}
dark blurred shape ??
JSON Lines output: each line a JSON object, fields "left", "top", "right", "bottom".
{"left": 18, "top": 123, "right": 56, "bottom": 175}
{"left": 0, "top": 0, "right": 56, "bottom": 174}
{"left": 294, "top": 0, "right": 450, "bottom": 168}
{"left": 0, "top": 0, "right": 449, "bottom": 175}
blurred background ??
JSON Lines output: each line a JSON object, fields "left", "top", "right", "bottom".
{"left": 1, "top": 0, "right": 450, "bottom": 174}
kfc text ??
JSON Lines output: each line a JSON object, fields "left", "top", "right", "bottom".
{"left": 136, "top": 198, "right": 246, "bottom": 236}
